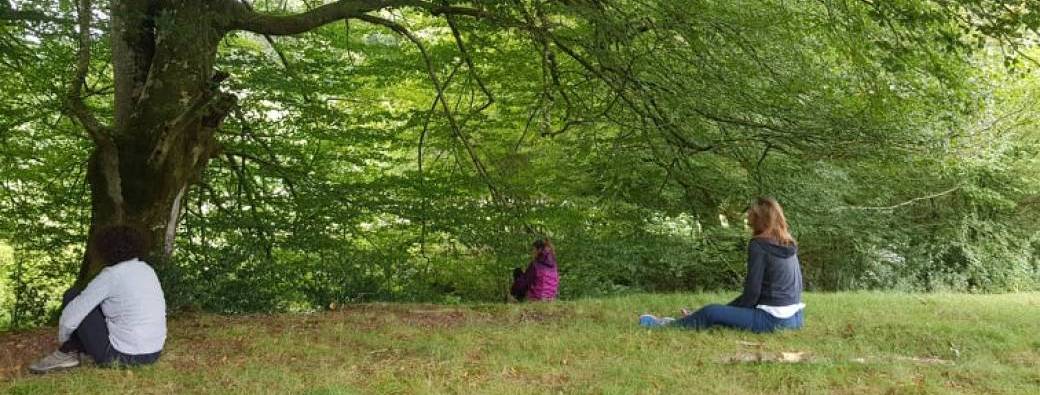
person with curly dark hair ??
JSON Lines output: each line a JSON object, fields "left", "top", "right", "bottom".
{"left": 29, "top": 225, "right": 167, "bottom": 373}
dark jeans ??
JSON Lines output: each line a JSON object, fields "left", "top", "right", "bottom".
{"left": 59, "top": 288, "right": 161, "bottom": 366}
{"left": 672, "top": 304, "right": 804, "bottom": 333}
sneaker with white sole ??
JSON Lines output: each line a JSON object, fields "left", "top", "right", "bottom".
{"left": 639, "top": 314, "right": 676, "bottom": 328}
{"left": 28, "top": 350, "right": 81, "bottom": 374}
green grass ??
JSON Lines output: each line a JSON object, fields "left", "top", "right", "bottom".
{"left": 2, "top": 292, "right": 1039, "bottom": 394}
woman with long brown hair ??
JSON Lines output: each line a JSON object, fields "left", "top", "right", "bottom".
{"left": 640, "top": 197, "right": 805, "bottom": 333}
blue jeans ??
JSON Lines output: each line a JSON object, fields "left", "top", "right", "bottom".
{"left": 672, "top": 304, "right": 804, "bottom": 333}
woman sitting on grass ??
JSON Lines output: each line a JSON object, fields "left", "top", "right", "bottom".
{"left": 29, "top": 225, "right": 166, "bottom": 373}
{"left": 510, "top": 238, "right": 559, "bottom": 302}
{"left": 640, "top": 197, "right": 805, "bottom": 333}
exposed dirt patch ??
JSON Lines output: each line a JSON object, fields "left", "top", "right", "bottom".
{"left": 325, "top": 304, "right": 496, "bottom": 330}
{"left": 162, "top": 331, "right": 250, "bottom": 372}
{"left": 512, "top": 306, "right": 573, "bottom": 323}
{"left": 396, "top": 309, "right": 471, "bottom": 328}
{"left": 0, "top": 303, "right": 574, "bottom": 381}
{"left": 0, "top": 327, "right": 58, "bottom": 381}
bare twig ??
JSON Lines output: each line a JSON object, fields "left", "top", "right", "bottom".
{"left": 239, "top": 0, "right": 294, "bottom": 71}
{"left": 445, "top": 11, "right": 493, "bottom": 114}
{"left": 358, "top": 14, "right": 503, "bottom": 202}
{"left": 418, "top": 61, "right": 463, "bottom": 256}
{"left": 836, "top": 186, "right": 962, "bottom": 212}
{"left": 65, "top": 0, "right": 111, "bottom": 143}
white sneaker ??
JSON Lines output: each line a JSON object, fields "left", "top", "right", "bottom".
{"left": 28, "top": 350, "right": 81, "bottom": 374}
{"left": 639, "top": 314, "right": 675, "bottom": 328}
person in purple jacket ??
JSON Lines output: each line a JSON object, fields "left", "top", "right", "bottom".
{"left": 510, "top": 238, "right": 559, "bottom": 301}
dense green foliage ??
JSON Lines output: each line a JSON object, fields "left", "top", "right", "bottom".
{"left": 3, "top": 292, "right": 1040, "bottom": 393}
{"left": 2, "top": 1, "right": 1040, "bottom": 328}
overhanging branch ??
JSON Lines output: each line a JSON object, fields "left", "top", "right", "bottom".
{"left": 358, "top": 13, "right": 504, "bottom": 203}
{"left": 238, "top": 0, "right": 295, "bottom": 71}
{"left": 445, "top": 12, "right": 493, "bottom": 114}
{"left": 0, "top": 3, "right": 71, "bottom": 24}
{"left": 223, "top": 0, "right": 501, "bottom": 35}
{"left": 835, "top": 186, "right": 963, "bottom": 212}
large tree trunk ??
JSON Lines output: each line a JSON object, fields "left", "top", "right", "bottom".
{"left": 77, "top": 1, "right": 234, "bottom": 284}
{"left": 72, "top": 0, "right": 496, "bottom": 284}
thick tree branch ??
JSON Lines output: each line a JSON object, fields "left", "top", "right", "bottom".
{"left": 224, "top": 0, "right": 500, "bottom": 35}
{"left": 238, "top": 0, "right": 294, "bottom": 71}
{"left": 149, "top": 72, "right": 235, "bottom": 168}
{"left": 147, "top": 92, "right": 218, "bottom": 165}
{"left": 67, "top": 0, "right": 125, "bottom": 222}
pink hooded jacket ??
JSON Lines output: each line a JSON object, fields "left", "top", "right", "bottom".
{"left": 523, "top": 250, "right": 559, "bottom": 301}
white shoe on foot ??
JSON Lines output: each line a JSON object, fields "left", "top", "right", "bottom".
{"left": 639, "top": 314, "right": 675, "bottom": 328}
{"left": 28, "top": 350, "right": 80, "bottom": 374}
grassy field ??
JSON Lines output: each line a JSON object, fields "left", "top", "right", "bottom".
{"left": 1, "top": 292, "right": 1039, "bottom": 394}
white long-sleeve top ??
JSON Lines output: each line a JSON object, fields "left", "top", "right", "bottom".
{"left": 58, "top": 258, "right": 167, "bottom": 355}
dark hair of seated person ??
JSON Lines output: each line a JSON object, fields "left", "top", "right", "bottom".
{"left": 93, "top": 225, "right": 151, "bottom": 266}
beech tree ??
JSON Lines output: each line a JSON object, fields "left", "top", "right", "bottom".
{"left": 2, "top": 1, "right": 1038, "bottom": 322}
{"left": 35, "top": 0, "right": 551, "bottom": 283}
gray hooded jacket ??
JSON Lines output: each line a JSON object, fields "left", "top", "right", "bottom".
{"left": 729, "top": 238, "right": 803, "bottom": 308}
